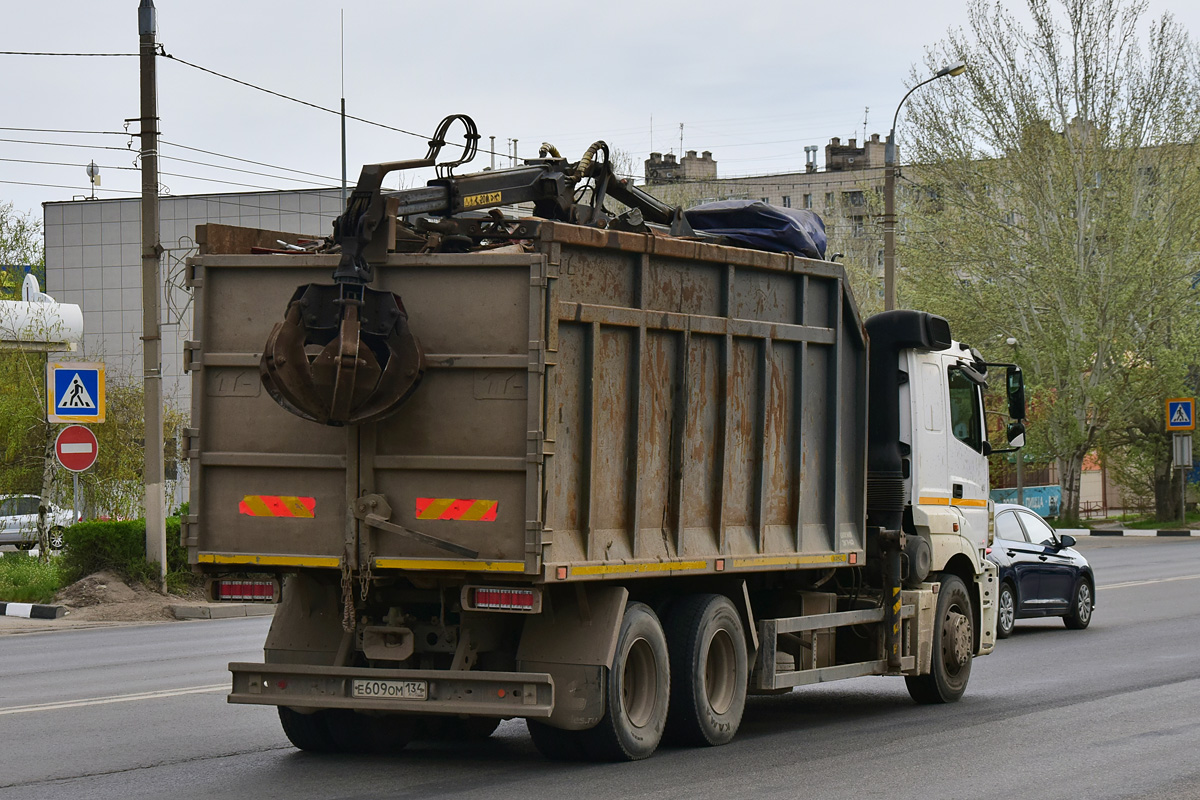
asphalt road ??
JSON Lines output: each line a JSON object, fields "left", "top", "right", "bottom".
{"left": 1, "top": 537, "right": 1198, "bottom": 800}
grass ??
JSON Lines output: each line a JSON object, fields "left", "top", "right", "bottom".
{"left": 0, "top": 552, "right": 62, "bottom": 604}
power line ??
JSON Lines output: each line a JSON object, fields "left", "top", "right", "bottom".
{"left": 0, "top": 126, "right": 128, "bottom": 136}
{"left": 0, "top": 178, "right": 139, "bottom": 194}
{"left": 0, "top": 51, "right": 136, "bottom": 57}
{"left": 158, "top": 140, "right": 340, "bottom": 182}
{"left": 159, "top": 50, "right": 430, "bottom": 141}
{"left": 0, "top": 137, "right": 131, "bottom": 152}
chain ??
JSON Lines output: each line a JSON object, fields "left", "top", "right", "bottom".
{"left": 339, "top": 556, "right": 355, "bottom": 633}
{"left": 359, "top": 550, "right": 375, "bottom": 601}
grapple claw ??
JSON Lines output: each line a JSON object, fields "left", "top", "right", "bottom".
{"left": 260, "top": 284, "right": 424, "bottom": 426}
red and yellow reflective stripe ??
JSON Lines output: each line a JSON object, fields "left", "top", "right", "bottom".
{"left": 238, "top": 495, "right": 316, "bottom": 518}
{"left": 415, "top": 497, "right": 498, "bottom": 521}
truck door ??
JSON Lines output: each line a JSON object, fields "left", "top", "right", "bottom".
{"left": 945, "top": 364, "right": 990, "bottom": 549}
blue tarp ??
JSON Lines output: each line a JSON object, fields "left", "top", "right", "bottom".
{"left": 684, "top": 200, "right": 827, "bottom": 260}
{"left": 991, "top": 485, "right": 1064, "bottom": 518}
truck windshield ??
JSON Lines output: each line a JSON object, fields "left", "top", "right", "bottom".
{"left": 947, "top": 367, "right": 984, "bottom": 452}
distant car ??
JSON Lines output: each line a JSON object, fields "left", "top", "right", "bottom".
{"left": 987, "top": 503, "right": 1095, "bottom": 637}
{"left": 0, "top": 494, "right": 74, "bottom": 551}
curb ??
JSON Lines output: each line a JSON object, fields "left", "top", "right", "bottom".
{"left": 170, "top": 603, "right": 277, "bottom": 620}
{"left": 1060, "top": 529, "right": 1200, "bottom": 537}
{"left": 0, "top": 602, "right": 66, "bottom": 619}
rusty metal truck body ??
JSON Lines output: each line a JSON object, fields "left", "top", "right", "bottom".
{"left": 187, "top": 218, "right": 1000, "bottom": 760}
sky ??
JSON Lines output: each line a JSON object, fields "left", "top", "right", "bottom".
{"left": 3, "top": 0, "right": 1199, "bottom": 223}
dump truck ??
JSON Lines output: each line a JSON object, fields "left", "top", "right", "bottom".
{"left": 185, "top": 115, "right": 1026, "bottom": 761}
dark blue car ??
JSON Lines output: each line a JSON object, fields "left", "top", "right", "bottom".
{"left": 987, "top": 503, "right": 1095, "bottom": 638}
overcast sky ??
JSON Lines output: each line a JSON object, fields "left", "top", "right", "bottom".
{"left": 3, "top": 0, "right": 1199, "bottom": 221}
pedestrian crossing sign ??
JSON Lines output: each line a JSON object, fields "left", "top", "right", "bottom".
{"left": 47, "top": 361, "right": 105, "bottom": 423}
{"left": 1166, "top": 397, "right": 1194, "bottom": 432}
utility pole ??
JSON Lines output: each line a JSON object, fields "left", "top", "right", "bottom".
{"left": 139, "top": 0, "right": 167, "bottom": 591}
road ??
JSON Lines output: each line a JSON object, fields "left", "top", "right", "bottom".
{"left": 1, "top": 536, "right": 1198, "bottom": 800}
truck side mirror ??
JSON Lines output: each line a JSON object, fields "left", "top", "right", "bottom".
{"left": 1006, "top": 420, "right": 1026, "bottom": 448}
{"left": 1006, "top": 366, "right": 1026, "bottom": 420}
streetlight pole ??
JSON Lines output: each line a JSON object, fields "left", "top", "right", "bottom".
{"left": 883, "top": 62, "right": 966, "bottom": 311}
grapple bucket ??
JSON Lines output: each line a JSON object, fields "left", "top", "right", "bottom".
{"left": 260, "top": 283, "right": 424, "bottom": 426}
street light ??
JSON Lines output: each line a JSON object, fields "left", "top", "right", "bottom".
{"left": 883, "top": 62, "right": 966, "bottom": 310}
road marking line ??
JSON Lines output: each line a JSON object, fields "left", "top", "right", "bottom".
{"left": 1099, "top": 574, "right": 1200, "bottom": 591}
{"left": 0, "top": 684, "right": 227, "bottom": 716}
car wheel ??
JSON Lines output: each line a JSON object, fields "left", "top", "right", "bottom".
{"left": 49, "top": 527, "right": 66, "bottom": 550}
{"left": 15, "top": 542, "right": 35, "bottom": 551}
{"left": 906, "top": 574, "right": 973, "bottom": 704}
{"left": 1063, "top": 578, "right": 1093, "bottom": 630}
{"left": 996, "top": 582, "right": 1016, "bottom": 639}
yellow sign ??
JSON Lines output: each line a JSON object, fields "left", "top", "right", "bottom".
{"left": 463, "top": 191, "right": 502, "bottom": 209}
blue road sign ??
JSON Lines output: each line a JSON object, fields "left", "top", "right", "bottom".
{"left": 47, "top": 361, "right": 106, "bottom": 423}
{"left": 1166, "top": 398, "right": 1195, "bottom": 432}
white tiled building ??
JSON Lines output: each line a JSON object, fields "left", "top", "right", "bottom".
{"left": 43, "top": 188, "right": 344, "bottom": 402}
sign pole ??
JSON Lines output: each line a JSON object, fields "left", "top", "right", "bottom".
{"left": 73, "top": 472, "right": 80, "bottom": 525}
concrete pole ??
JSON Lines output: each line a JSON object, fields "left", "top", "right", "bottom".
{"left": 139, "top": 0, "right": 167, "bottom": 591}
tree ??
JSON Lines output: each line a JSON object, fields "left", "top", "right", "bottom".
{"left": 899, "top": 0, "right": 1200, "bottom": 522}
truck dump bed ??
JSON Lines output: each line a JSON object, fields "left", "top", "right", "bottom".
{"left": 187, "top": 220, "right": 868, "bottom": 582}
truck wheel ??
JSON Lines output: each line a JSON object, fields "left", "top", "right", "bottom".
{"left": 278, "top": 707, "right": 337, "bottom": 752}
{"left": 579, "top": 601, "right": 670, "bottom": 761}
{"left": 905, "top": 574, "right": 973, "bottom": 704}
{"left": 324, "top": 709, "right": 414, "bottom": 753}
{"left": 996, "top": 582, "right": 1016, "bottom": 639}
{"left": 527, "top": 720, "right": 587, "bottom": 761}
{"left": 421, "top": 715, "right": 501, "bottom": 740}
{"left": 1063, "top": 578, "right": 1093, "bottom": 630}
{"left": 664, "top": 594, "right": 747, "bottom": 746}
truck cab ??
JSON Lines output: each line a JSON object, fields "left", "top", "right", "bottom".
{"left": 866, "top": 311, "right": 1026, "bottom": 657}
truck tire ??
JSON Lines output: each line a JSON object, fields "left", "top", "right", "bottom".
{"left": 996, "top": 581, "right": 1016, "bottom": 639}
{"left": 664, "top": 594, "right": 748, "bottom": 747}
{"left": 527, "top": 720, "right": 588, "bottom": 761}
{"left": 324, "top": 709, "right": 414, "bottom": 754}
{"left": 578, "top": 601, "right": 670, "bottom": 761}
{"left": 421, "top": 715, "right": 501, "bottom": 741}
{"left": 278, "top": 707, "right": 337, "bottom": 752}
{"left": 905, "top": 574, "right": 973, "bottom": 704}
{"left": 1063, "top": 578, "right": 1093, "bottom": 630}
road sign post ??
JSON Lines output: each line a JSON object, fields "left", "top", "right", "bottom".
{"left": 55, "top": 425, "right": 98, "bottom": 526}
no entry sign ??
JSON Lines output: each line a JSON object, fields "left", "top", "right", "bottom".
{"left": 55, "top": 425, "right": 99, "bottom": 472}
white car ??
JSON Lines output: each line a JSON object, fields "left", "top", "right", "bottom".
{"left": 0, "top": 495, "right": 75, "bottom": 550}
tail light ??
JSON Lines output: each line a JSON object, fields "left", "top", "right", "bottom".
{"left": 461, "top": 586, "right": 541, "bottom": 613}
{"left": 210, "top": 579, "right": 279, "bottom": 602}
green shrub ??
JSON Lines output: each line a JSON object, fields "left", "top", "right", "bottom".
{"left": 0, "top": 552, "right": 62, "bottom": 604}
{"left": 60, "top": 516, "right": 191, "bottom": 589}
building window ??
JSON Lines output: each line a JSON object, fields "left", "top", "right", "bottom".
{"left": 782, "top": 195, "right": 791, "bottom": 208}
{"left": 803, "top": 194, "right": 812, "bottom": 209}
{"left": 851, "top": 216, "right": 865, "bottom": 236}
{"left": 843, "top": 190, "right": 865, "bottom": 208}
{"left": 761, "top": 197, "right": 770, "bottom": 204}
{"left": 825, "top": 192, "right": 835, "bottom": 207}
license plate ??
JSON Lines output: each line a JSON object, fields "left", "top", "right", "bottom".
{"left": 351, "top": 679, "right": 428, "bottom": 700}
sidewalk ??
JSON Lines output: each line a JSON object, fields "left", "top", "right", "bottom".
{"left": 0, "top": 601, "right": 274, "bottom": 635}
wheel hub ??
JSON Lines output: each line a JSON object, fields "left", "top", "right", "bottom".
{"left": 947, "top": 609, "right": 971, "bottom": 666}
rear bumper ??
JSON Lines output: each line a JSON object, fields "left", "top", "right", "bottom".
{"left": 228, "top": 662, "right": 554, "bottom": 718}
